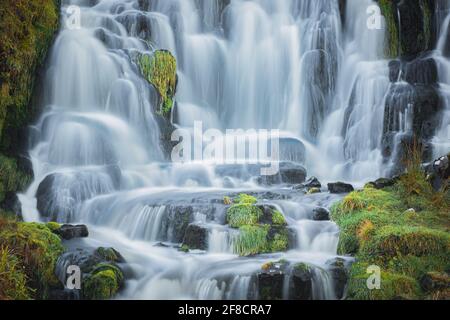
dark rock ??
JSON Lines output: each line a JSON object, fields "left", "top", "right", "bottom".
{"left": 303, "top": 177, "right": 322, "bottom": 189}
{"left": 289, "top": 263, "right": 313, "bottom": 300}
{"left": 54, "top": 224, "right": 89, "bottom": 240}
{"left": 389, "top": 58, "right": 438, "bottom": 85}
{"left": 367, "top": 177, "right": 398, "bottom": 189}
{"left": 160, "top": 205, "right": 194, "bottom": 243}
{"left": 426, "top": 154, "right": 450, "bottom": 191}
{"left": 259, "top": 162, "right": 307, "bottom": 185}
{"left": 0, "top": 191, "right": 22, "bottom": 218}
{"left": 182, "top": 224, "right": 209, "bottom": 250}
{"left": 312, "top": 207, "right": 330, "bottom": 221}
{"left": 48, "top": 289, "right": 81, "bottom": 300}
{"left": 257, "top": 262, "right": 288, "bottom": 300}
{"left": 420, "top": 272, "right": 450, "bottom": 292}
{"left": 326, "top": 258, "right": 349, "bottom": 300}
{"left": 328, "top": 182, "right": 354, "bottom": 194}
{"left": 94, "top": 247, "right": 125, "bottom": 263}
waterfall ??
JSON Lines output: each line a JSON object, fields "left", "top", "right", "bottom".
{"left": 432, "top": 0, "right": 450, "bottom": 158}
{"left": 19, "top": 0, "right": 448, "bottom": 300}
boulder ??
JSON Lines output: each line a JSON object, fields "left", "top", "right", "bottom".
{"left": 289, "top": 263, "right": 313, "bottom": 300}
{"left": 53, "top": 224, "right": 89, "bottom": 240}
{"left": 312, "top": 207, "right": 330, "bottom": 221}
{"left": 328, "top": 182, "right": 354, "bottom": 194}
{"left": 259, "top": 162, "right": 307, "bottom": 185}
{"left": 367, "top": 177, "right": 398, "bottom": 189}
{"left": 182, "top": 224, "right": 209, "bottom": 250}
{"left": 326, "top": 258, "right": 349, "bottom": 300}
{"left": 426, "top": 154, "right": 450, "bottom": 191}
{"left": 303, "top": 176, "right": 322, "bottom": 189}
{"left": 256, "top": 261, "right": 288, "bottom": 300}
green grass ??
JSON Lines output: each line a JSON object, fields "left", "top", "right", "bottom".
{"left": 331, "top": 162, "right": 450, "bottom": 299}
{"left": 138, "top": 50, "right": 177, "bottom": 116}
{"left": 0, "top": 214, "right": 64, "bottom": 299}
{"left": 0, "top": 246, "right": 30, "bottom": 300}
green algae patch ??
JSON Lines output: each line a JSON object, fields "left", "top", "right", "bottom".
{"left": 0, "top": 215, "right": 64, "bottom": 299}
{"left": 138, "top": 50, "right": 177, "bottom": 116}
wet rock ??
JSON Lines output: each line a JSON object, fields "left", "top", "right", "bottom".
{"left": 257, "top": 261, "right": 288, "bottom": 300}
{"left": 312, "top": 207, "right": 330, "bottom": 221}
{"left": 426, "top": 154, "right": 450, "bottom": 191}
{"left": 54, "top": 246, "right": 126, "bottom": 300}
{"left": 160, "top": 205, "right": 194, "bottom": 243}
{"left": 0, "top": 191, "right": 22, "bottom": 219}
{"left": 328, "top": 182, "right": 354, "bottom": 194}
{"left": 259, "top": 162, "right": 307, "bottom": 185}
{"left": 289, "top": 263, "right": 313, "bottom": 300}
{"left": 303, "top": 176, "right": 322, "bottom": 189}
{"left": 367, "top": 177, "right": 398, "bottom": 190}
{"left": 182, "top": 224, "right": 209, "bottom": 250}
{"left": 389, "top": 58, "right": 438, "bottom": 85}
{"left": 326, "top": 258, "right": 349, "bottom": 300}
{"left": 54, "top": 224, "right": 89, "bottom": 240}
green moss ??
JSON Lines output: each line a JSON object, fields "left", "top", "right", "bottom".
{"left": 84, "top": 266, "right": 121, "bottom": 300}
{"left": 95, "top": 247, "right": 123, "bottom": 263}
{"left": 378, "top": 0, "right": 399, "bottom": 58}
{"left": 331, "top": 165, "right": 450, "bottom": 300}
{"left": 45, "top": 222, "right": 61, "bottom": 232}
{"left": 227, "top": 203, "right": 263, "bottom": 228}
{"left": 0, "top": 246, "right": 30, "bottom": 300}
{"left": 0, "top": 0, "right": 60, "bottom": 153}
{"left": 234, "top": 225, "right": 270, "bottom": 257}
{"left": 138, "top": 50, "right": 177, "bottom": 116}
{"left": 0, "top": 217, "right": 64, "bottom": 299}
{"left": 347, "top": 262, "right": 420, "bottom": 300}
{"left": 235, "top": 194, "right": 257, "bottom": 205}
{"left": 294, "top": 262, "right": 312, "bottom": 273}
{"left": 272, "top": 210, "right": 287, "bottom": 226}
{"left": 307, "top": 187, "right": 321, "bottom": 194}
{"left": 0, "top": 155, "right": 32, "bottom": 202}
{"left": 270, "top": 231, "right": 289, "bottom": 252}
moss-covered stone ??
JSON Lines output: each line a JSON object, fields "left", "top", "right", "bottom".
{"left": 83, "top": 263, "right": 124, "bottom": 300}
{"left": 0, "top": 215, "right": 64, "bottom": 299}
{"left": 0, "top": 155, "right": 32, "bottom": 204}
{"left": 227, "top": 194, "right": 290, "bottom": 256}
{"left": 331, "top": 166, "right": 450, "bottom": 300}
{"left": 0, "top": 0, "right": 60, "bottom": 153}
{"left": 138, "top": 50, "right": 177, "bottom": 116}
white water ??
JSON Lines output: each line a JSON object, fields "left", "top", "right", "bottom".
{"left": 19, "top": 0, "right": 450, "bottom": 300}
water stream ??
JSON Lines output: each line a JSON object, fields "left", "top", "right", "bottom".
{"left": 19, "top": 0, "right": 450, "bottom": 300}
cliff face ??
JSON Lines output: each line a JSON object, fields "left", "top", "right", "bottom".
{"left": 0, "top": 0, "right": 60, "bottom": 211}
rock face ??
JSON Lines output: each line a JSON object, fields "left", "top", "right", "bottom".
{"left": 182, "top": 224, "right": 208, "bottom": 250}
{"left": 328, "top": 182, "right": 354, "bottom": 194}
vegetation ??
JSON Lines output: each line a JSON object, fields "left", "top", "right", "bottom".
{"left": 83, "top": 262, "right": 124, "bottom": 300}
{"left": 0, "top": 214, "right": 64, "bottom": 299}
{"left": 0, "top": 154, "right": 32, "bottom": 203}
{"left": 138, "top": 50, "right": 177, "bottom": 116}
{"left": 331, "top": 148, "right": 450, "bottom": 300}
{"left": 227, "top": 194, "right": 289, "bottom": 256}
{"left": 378, "top": 0, "right": 399, "bottom": 58}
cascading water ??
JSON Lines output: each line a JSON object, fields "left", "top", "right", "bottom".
{"left": 432, "top": 0, "right": 450, "bottom": 157}
{"left": 18, "top": 0, "right": 449, "bottom": 300}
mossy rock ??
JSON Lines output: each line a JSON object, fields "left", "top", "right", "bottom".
{"left": 94, "top": 247, "right": 125, "bottom": 263}
{"left": 137, "top": 50, "right": 177, "bottom": 116}
{"left": 227, "top": 203, "right": 263, "bottom": 228}
{"left": 0, "top": 218, "right": 64, "bottom": 299}
{"left": 0, "top": 0, "right": 60, "bottom": 154}
{"left": 83, "top": 263, "right": 124, "bottom": 300}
